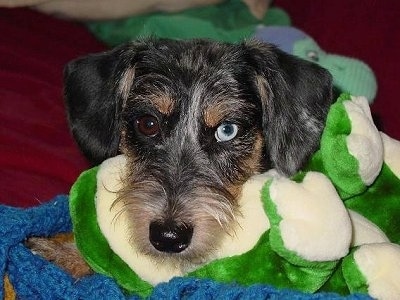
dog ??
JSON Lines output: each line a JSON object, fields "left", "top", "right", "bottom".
{"left": 27, "top": 37, "right": 333, "bottom": 278}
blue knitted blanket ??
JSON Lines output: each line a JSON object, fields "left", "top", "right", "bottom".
{"left": 0, "top": 195, "right": 371, "bottom": 299}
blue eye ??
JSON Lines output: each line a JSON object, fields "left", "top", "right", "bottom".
{"left": 215, "top": 123, "right": 239, "bottom": 142}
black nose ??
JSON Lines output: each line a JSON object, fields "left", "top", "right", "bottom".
{"left": 149, "top": 221, "right": 193, "bottom": 253}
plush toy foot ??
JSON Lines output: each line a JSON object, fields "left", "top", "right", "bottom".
{"left": 343, "top": 243, "right": 400, "bottom": 300}
{"left": 263, "top": 171, "right": 352, "bottom": 263}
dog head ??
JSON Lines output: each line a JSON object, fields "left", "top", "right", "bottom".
{"left": 64, "top": 38, "right": 332, "bottom": 267}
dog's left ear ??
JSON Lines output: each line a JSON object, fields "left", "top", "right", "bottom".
{"left": 244, "top": 40, "right": 333, "bottom": 176}
{"left": 63, "top": 43, "right": 141, "bottom": 165}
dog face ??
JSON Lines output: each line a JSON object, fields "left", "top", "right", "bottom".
{"left": 64, "top": 38, "right": 332, "bottom": 268}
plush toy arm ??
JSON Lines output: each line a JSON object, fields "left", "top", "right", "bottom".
{"left": 309, "top": 94, "right": 383, "bottom": 198}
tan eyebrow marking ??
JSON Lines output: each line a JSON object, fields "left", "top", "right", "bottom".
{"left": 204, "top": 102, "right": 229, "bottom": 128}
{"left": 149, "top": 94, "right": 175, "bottom": 116}
{"left": 203, "top": 98, "right": 247, "bottom": 128}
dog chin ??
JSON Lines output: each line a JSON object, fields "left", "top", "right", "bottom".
{"left": 140, "top": 247, "right": 211, "bottom": 273}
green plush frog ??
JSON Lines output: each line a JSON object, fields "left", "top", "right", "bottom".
{"left": 70, "top": 94, "right": 400, "bottom": 299}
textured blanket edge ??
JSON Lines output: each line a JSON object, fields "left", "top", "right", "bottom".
{"left": 0, "top": 195, "right": 371, "bottom": 299}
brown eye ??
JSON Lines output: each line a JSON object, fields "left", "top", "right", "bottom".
{"left": 135, "top": 115, "right": 160, "bottom": 137}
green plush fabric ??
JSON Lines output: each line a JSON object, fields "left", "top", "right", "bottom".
{"left": 346, "top": 164, "right": 400, "bottom": 244}
{"left": 341, "top": 249, "right": 369, "bottom": 295}
{"left": 318, "top": 265, "right": 350, "bottom": 295}
{"left": 188, "top": 225, "right": 338, "bottom": 293}
{"left": 319, "top": 250, "right": 369, "bottom": 296}
{"left": 69, "top": 167, "right": 153, "bottom": 297}
{"left": 306, "top": 94, "right": 366, "bottom": 199}
{"left": 189, "top": 231, "right": 335, "bottom": 292}
{"left": 86, "top": 1, "right": 290, "bottom": 46}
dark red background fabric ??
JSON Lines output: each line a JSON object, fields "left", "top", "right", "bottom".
{"left": 0, "top": 8, "right": 104, "bottom": 206}
{"left": 1, "top": 1, "right": 399, "bottom": 207}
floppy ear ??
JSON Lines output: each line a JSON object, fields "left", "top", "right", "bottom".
{"left": 64, "top": 44, "right": 139, "bottom": 165}
{"left": 245, "top": 40, "right": 333, "bottom": 176}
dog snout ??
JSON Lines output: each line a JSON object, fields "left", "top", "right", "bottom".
{"left": 149, "top": 221, "right": 193, "bottom": 253}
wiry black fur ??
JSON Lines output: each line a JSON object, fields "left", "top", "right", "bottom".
{"left": 64, "top": 37, "right": 332, "bottom": 176}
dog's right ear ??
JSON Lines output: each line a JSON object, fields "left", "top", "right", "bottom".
{"left": 243, "top": 40, "right": 333, "bottom": 176}
{"left": 64, "top": 45, "right": 138, "bottom": 165}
